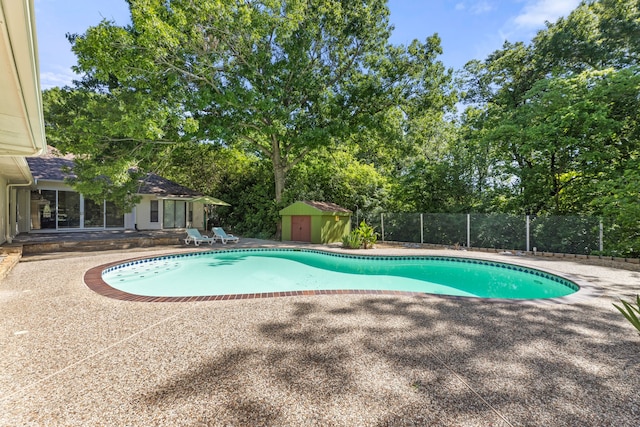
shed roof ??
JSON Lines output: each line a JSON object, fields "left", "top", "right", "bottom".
{"left": 301, "top": 201, "right": 351, "bottom": 213}
{"left": 280, "top": 200, "right": 351, "bottom": 215}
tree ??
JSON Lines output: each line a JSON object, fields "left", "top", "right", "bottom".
{"left": 285, "top": 145, "right": 390, "bottom": 215}
{"left": 457, "top": 0, "right": 640, "bottom": 254}
{"left": 55, "top": 0, "right": 453, "bottom": 212}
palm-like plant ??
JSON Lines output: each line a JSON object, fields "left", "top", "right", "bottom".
{"left": 613, "top": 295, "right": 640, "bottom": 334}
{"left": 355, "top": 221, "right": 378, "bottom": 249}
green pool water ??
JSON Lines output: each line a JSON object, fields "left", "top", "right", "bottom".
{"left": 101, "top": 249, "right": 578, "bottom": 299}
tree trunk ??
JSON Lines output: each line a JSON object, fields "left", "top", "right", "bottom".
{"left": 271, "top": 135, "right": 286, "bottom": 203}
{"left": 272, "top": 136, "right": 286, "bottom": 240}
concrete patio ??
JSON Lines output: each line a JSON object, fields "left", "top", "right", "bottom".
{"left": 1, "top": 239, "right": 639, "bottom": 426}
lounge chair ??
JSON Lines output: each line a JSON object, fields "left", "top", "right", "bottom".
{"left": 212, "top": 227, "right": 239, "bottom": 244}
{"left": 184, "top": 228, "right": 215, "bottom": 246}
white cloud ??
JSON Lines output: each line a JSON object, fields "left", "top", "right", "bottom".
{"left": 513, "top": 0, "right": 581, "bottom": 29}
{"left": 455, "top": 1, "right": 494, "bottom": 14}
{"left": 470, "top": 1, "right": 494, "bottom": 14}
{"left": 40, "top": 68, "right": 77, "bottom": 90}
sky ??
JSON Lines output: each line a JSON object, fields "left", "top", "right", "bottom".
{"left": 34, "top": 0, "right": 582, "bottom": 90}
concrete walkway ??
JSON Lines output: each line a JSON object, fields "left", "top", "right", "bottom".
{"left": 1, "top": 240, "right": 639, "bottom": 426}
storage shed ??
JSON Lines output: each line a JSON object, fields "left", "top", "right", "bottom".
{"left": 280, "top": 201, "right": 352, "bottom": 243}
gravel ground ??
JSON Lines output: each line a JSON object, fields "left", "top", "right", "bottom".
{"left": 1, "top": 241, "right": 639, "bottom": 426}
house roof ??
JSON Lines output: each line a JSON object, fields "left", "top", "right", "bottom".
{"left": 26, "top": 153, "right": 202, "bottom": 198}
{"left": 138, "top": 173, "right": 202, "bottom": 198}
{"left": 27, "top": 155, "right": 75, "bottom": 181}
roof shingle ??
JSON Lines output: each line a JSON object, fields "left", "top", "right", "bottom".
{"left": 301, "top": 201, "right": 351, "bottom": 213}
{"left": 26, "top": 155, "right": 202, "bottom": 197}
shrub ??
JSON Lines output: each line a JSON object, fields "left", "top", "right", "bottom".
{"left": 355, "top": 221, "right": 378, "bottom": 249}
{"left": 342, "top": 231, "right": 363, "bottom": 249}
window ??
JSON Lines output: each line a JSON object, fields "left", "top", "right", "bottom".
{"left": 150, "top": 200, "right": 159, "bottom": 223}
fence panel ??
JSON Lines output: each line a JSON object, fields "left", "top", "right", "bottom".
{"left": 470, "top": 213, "right": 526, "bottom": 251}
{"left": 422, "top": 213, "right": 467, "bottom": 246}
{"left": 530, "top": 215, "right": 600, "bottom": 255}
{"left": 379, "top": 213, "right": 421, "bottom": 243}
{"left": 370, "top": 212, "right": 605, "bottom": 255}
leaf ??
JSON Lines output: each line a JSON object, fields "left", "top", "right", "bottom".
{"left": 613, "top": 296, "right": 640, "bottom": 333}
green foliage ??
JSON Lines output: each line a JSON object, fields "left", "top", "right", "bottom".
{"left": 341, "top": 231, "right": 363, "bottom": 249}
{"left": 284, "top": 147, "right": 390, "bottom": 215}
{"left": 64, "top": 0, "right": 453, "bottom": 206}
{"left": 341, "top": 221, "right": 377, "bottom": 249}
{"left": 355, "top": 221, "right": 378, "bottom": 249}
{"left": 457, "top": 0, "right": 640, "bottom": 255}
{"left": 613, "top": 295, "right": 640, "bottom": 335}
{"left": 40, "top": 0, "right": 640, "bottom": 255}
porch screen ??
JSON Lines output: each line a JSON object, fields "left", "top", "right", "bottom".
{"left": 84, "top": 198, "right": 104, "bottom": 228}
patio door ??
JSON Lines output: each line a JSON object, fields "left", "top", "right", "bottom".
{"left": 291, "top": 215, "right": 311, "bottom": 242}
{"left": 163, "top": 200, "right": 187, "bottom": 228}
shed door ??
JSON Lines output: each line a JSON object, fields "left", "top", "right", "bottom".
{"left": 291, "top": 215, "right": 311, "bottom": 242}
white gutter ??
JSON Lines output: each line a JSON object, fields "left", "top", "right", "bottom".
{"left": 0, "top": 0, "right": 47, "bottom": 157}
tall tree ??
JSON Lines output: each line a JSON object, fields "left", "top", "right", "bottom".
{"left": 49, "top": 0, "right": 453, "bottom": 211}
{"left": 458, "top": 0, "right": 640, "bottom": 254}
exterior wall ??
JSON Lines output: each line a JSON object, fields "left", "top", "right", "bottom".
{"left": 36, "top": 181, "right": 68, "bottom": 191}
{"left": 22, "top": 178, "right": 213, "bottom": 234}
{"left": 0, "top": 175, "right": 6, "bottom": 245}
{"left": 0, "top": 180, "right": 30, "bottom": 243}
{"left": 279, "top": 202, "right": 319, "bottom": 216}
{"left": 281, "top": 215, "right": 292, "bottom": 241}
{"left": 16, "top": 188, "right": 30, "bottom": 233}
{"left": 310, "top": 215, "right": 322, "bottom": 243}
{"left": 320, "top": 215, "right": 351, "bottom": 244}
{"left": 131, "top": 198, "right": 204, "bottom": 231}
{"left": 280, "top": 205, "right": 352, "bottom": 243}
{"left": 124, "top": 210, "right": 135, "bottom": 230}
{"left": 134, "top": 195, "right": 163, "bottom": 230}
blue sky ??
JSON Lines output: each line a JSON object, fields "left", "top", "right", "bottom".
{"left": 35, "top": 0, "right": 581, "bottom": 89}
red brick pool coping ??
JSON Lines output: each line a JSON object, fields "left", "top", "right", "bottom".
{"left": 83, "top": 249, "right": 601, "bottom": 304}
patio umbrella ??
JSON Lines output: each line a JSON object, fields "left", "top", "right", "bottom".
{"left": 191, "top": 195, "right": 231, "bottom": 206}
{"left": 191, "top": 196, "right": 231, "bottom": 230}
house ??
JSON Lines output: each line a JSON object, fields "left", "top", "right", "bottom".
{"left": 0, "top": 0, "right": 48, "bottom": 244}
{"left": 23, "top": 151, "right": 208, "bottom": 232}
{"left": 280, "top": 201, "right": 351, "bottom": 244}
{"left": 0, "top": 0, "right": 216, "bottom": 240}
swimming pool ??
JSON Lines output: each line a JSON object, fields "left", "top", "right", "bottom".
{"left": 96, "top": 248, "right": 579, "bottom": 300}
